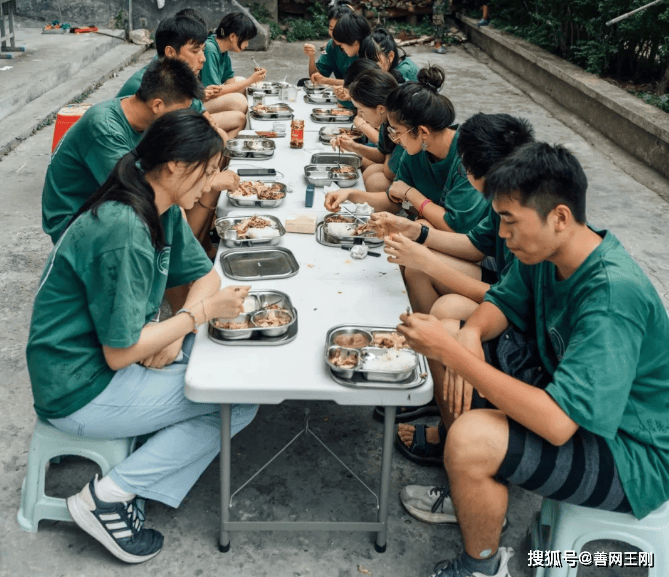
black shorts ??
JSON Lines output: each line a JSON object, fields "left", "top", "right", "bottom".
{"left": 480, "top": 257, "right": 498, "bottom": 285}
{"left": 466, "top": 322, "right": 632, "bottom": 513}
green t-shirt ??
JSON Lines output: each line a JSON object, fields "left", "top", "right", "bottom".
{"left": 395, "top": 130, "right": 489, "bottom": 233}
{"left": 467, "top": 204, "right": 514, "bottom": 277}
{"left": 316, "top": 39, "right": 357, "bottom": 79}
{"left": 484, "top": 230, "right": 669, "bottom": 519}
{"left": 200, "top": 34, "right": 234, "bottom": 86}
{"left": 42, "top": 99, "right": 143, "bottom": 243}
{"left": 27, "top": 202, "right": 213, "bottom": 420}
{"left": 116, "top": 60, "right": 206, "bottom": 112}
{"left": 396, "top": 58, "right": 419, "bottom": 82}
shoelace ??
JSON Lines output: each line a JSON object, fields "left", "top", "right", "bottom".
{"left": 431, "top": 555, "right": 475, "bottom": 577}
{"left": 124, "top": 500, "right": 145, "bottom": 534}
{"left": 429, "top": 486, "right": 451, "bottom": 514}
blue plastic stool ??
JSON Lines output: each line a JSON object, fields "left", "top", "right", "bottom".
{"left": 530, "top": 498, "right": 668, "bottom": 577}
{"left": 17, "top": 418, "right": 136, "bottom": 532}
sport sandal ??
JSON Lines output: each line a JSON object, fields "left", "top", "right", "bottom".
{"left": 432, "top": 547, "right": 514, "bottom": 577}
{"left": 67, "top": 476, "right": 163, "bottom": 564}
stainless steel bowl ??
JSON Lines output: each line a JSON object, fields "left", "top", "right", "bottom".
{"left": 251, "top": 309, "right": 294, "bottom": 337}
{"left": 326, "top": 346, "right": 361, "bottom": 379}
{"left": 210, "top": 313, "right": 253, "bottom": 340}
{"left": 328, "top": 328, "right": 373, "bottom": 349}
{"left": 359, "top": 347, "right": 418, "bottom": 382}
{"left": 227, "top": 182, "right": 287, "bottom": 208}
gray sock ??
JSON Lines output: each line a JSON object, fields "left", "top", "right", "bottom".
{"left": 461, "top": 549, "right": 501, "bottom": 576}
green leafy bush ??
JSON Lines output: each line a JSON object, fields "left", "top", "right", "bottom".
{"left": 284, "top": 3, "right": 330, "bottom": 42}
{"left": 634, "top": 91, "right": 669, "bottom": 113}
{"left": 248, "top": 2, "right": 282, "bottom": 40}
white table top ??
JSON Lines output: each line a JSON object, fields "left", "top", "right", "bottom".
{"left": 184, "top": 100, "right": 433, "bottom": 407}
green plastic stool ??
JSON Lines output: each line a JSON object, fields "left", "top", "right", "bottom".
{"left": 530, "top": 498, "right": 668, "bottom": 577}
{"left": 17, "top": 418, "right": 136, "bottom": 532}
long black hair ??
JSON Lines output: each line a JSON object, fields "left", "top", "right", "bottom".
{"left": 349, "top": 69, "right": 399, "bottom": 155}
{"left": 343, "top": 58, "right": 380, "bottom": 88}
{"left": 332, "top": 13, "right": 371, "bottom": 46}
{"left": 216, "top": 12, "right": 257, "bottom": 48}
{"left": 386, "top": 65, "right": 455, "bottom": 132}
{"left": 359, "top": 28, "right": 407, "bottom": 83}
{"left": 70, "top": 109, "right": 225, "bottom": 251}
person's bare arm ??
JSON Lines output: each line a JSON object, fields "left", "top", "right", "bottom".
{"left": 324, "top": 188, "right": 400, "bottom": 213}
{"left": 398, "top": 312, "right": 579, "bottom": 445}
{"left": 211, "top": 69, "right": 267, "bottom": 96}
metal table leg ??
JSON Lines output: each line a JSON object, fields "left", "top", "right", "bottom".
{"left": 219, "top": 403, "right": 231, "bottom": 552}
{"left": 375, "top": 405, "right": 396, "bottom": 553}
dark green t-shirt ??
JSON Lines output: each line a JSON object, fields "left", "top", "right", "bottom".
{"left": 395, "top": 130, "right": 489, "bottom": 233}
{"left": 116, "top": 59, "right": 206, "bottom": 113}
{"left": 396, "top": 58, "right": 419, "bottom": 82}
{"left": 42, "top": 99, "right": 143, "bottom": 243}
{"left": 485, "top": 230, "right": 669, "bottom": 519}
{"left": 27, "top": 202, "right": 213, "bottom": 420}
{"left": 200, "top": 34, "right": 234, "bottom": 86}
{"left": 316, "top": 39, "right": 357, "bottom": 79}
{"left": 467, "top": 204, "right": 514, "bottom": 277}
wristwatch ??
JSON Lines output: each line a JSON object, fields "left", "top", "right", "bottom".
{"left": 415, "top": 225, "right": 429, "bottom": 245}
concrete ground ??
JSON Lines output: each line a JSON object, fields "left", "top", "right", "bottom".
{"left": 1, "top": 38, "right": 667, "bottom": 577}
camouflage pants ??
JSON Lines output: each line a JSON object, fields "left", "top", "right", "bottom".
{"left": 433, "top": 0, "right": 446, "bottom": 40}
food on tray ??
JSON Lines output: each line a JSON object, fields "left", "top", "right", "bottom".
{"left": 353, "top": 222, "right": 375, "bottom": 236}
{"left": 362, "top": 349, "right": 416, "bottom": 372}
{"left": 253, "top": 105, "right": 283, "bottom": 114}
{"left": 234, "top": 215, "right": 280, "bottom": 239}
{"left": 327, "top": 215, "right": 355, "bottom": 224}
{"left": 371, "top": 331, "right": 408, "bottom": 349}
{"left": 331, "top": 108, "right": 353, "bottom": 116}
{"left": 213, "top": 318, "right": 252, "bottom": 330}
{"left": 339, "top": 127, "right": 363, "bottom": 138}
{"left": 231, "top": 181, "right": 284, "bottom": 201}
{"left": 333, "top": 333, "right": 370, "bottom": 348}
{"left": 253, "top": 310, "right": 292, "bottom": 327}
{"left": 329, "top": 348, "right": 359, "bottom": 368}
{"left": 245, "top": 141, "right": 266, "bottom": 151}
{"left": 331, "top": 165, "right": 356, "bottom": 175}
{"left": 255, "top": 131, "right": 279, "bottom": 138}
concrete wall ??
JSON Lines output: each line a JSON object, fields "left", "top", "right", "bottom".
{"left": 16, "top": 0, "right": 271, "bottom": 49}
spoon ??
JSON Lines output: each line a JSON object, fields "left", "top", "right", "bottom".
{"left": 339, "top": 204, "right": 367, "bottom": 225}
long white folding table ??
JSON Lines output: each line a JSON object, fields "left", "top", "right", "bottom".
{"left": 184, "top": 86, "right": 433, "bottom": 553}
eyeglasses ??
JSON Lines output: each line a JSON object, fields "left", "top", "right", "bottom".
{"left": 387, "top": 125, "right": 415, "bottom": 143}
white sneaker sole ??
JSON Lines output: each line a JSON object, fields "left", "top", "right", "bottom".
{"left": 67, "top": 494, "right": 161, "bottom": 564}
{"left": 402, "top": 501, "right": 458, "bottom": 524}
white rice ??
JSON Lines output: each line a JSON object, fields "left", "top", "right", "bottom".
{"left": 246, "top": 227, "right": 280, "bottom": 239}
{"left": 326, "top": 222, "right": 356, "bottom": 236}
{"left": 242, "top": 296, "right": 258, "bottom": 313}
{"left": 231, "top": 192, "right": 258, "bottom": 201}
{"left": 362, "top": 350, "right": 417, "bottom": 372}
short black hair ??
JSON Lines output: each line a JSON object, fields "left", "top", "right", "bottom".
{"left": 386, "top": 66, "right": 454, "bottom": 132}
{"left": 349, "top": 67, "right": 398, "bottom": 107}
{"left": 328, "top": 0, "right": 353, "bottom": 21}
{"left": 137, "top": 57, "right": 203, "bottom": 105}
{"left": 175, "top": 8, "right": 207, "bottom": 28}
{"left": 155, "top": 15, "right": 207, "bottom": 57}
{"left": 343, "top": 58, "right": 380, "bottom": 87}
{"left": 484, "top": 142, "right": 588, "bottom": 224}
{"left": 216, "top": 12, "right": 258, "bottom": 48}
{"left": 457, "top": 113, "right": 535, "bottom": 180}
{"left": 332, "top": 13, "right": 371, "bottom": 46}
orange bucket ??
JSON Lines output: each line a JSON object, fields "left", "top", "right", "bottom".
{"left": 51, "top": 103, "right": 92, "bottom": 153}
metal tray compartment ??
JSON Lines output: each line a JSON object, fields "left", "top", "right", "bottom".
{"left": 303, "top": 80, "right": 331, "bottom": 94}
{"left": 227, "top": 182, "right": 287, "bottom": 208}
{"left": 318, "top": 126, "right": 364, "bottom": 145}
{"left": 209, "top": 290, "right": 298, "bottom": 346}
{"left": 219, "top": 247, "right": 299, "bottom": 280}
{"left": 315, "top": 221, "right": 384, "bottom": 248}
{"left": 215, "top": 215, "right": 286, "bottom": 248}
{"left": 326, "top": 346, "right": 360, "bottom": 379}
{"left": 250, "top": 103, "right": 294, "bottom": 120}
{"left": 321, "top": 213, "right": 376, "bottom": 242}
{"left": 310, "top": 152, "right": 362, "bottom": 168}
{"left": 305, "top": 91, "right": 337, "bottom": 104}
{"left": 224, "top": 137, "right": 275, "bottom": 159}
{"left": 247, "top": 81, "right": 289, "bottom": 95}
{"left": 310, "top": 108, "right": 356, "bottom": 124}
{"left": 304, "top": 164, "right": 360, "bottom": 188}
{"left": 324, "top": 324, "right": 427, "bottom": 388}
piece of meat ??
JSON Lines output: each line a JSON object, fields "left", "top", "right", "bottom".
{"left": 371, "top": 332, "right": 408, "bottom": 349}
{"left": 333, "top": 333, "right": 370, "bottom": 348}
{"left": 331, "top": 165, "right": 356, "bottom": 175}
{"left": 353, "top": 222, "right": 374, "bottom": 236}
{"left": 234, "top": 215, "right": 272, "bottom": 238}
{"left": 214, "top": 319, "right": 251, "bottom": 330}
{"left": 329, "top": 348, "right": 359, "bottom": 368}
{"left": 327, "top": 215, "right": 355, "bottom": 224}
{"left": 253, "top": 310, "right": 291, "bottom": 327}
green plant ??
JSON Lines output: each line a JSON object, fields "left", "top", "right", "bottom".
{"left": 248, "top": 2, "right": 282, "bottom": 40}
{"left": 113, "top": 10, "right": 125, "bottom": 30}
{"left": 634, "top": 91, "right": 669, "bottom": 113}
{"left": 283, "top": 3, "right": 330, "bottom": 42}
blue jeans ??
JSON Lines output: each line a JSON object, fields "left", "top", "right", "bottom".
{"left": 49, "top": 334, "right": 258, "bottom": 508}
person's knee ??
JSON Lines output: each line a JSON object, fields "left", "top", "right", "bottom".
{"left": 444, "top": 410, "right": 508, "bottom": 476}
{"left": 232, "top": 92, "right": 248, "bottom": 112}
{"left": 232, "top": 110, "right": 246, "bottom": 129}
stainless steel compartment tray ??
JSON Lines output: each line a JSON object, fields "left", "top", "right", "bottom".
{"left": 310, "top": 112, "right": 355, "bottom": 124}
{"left": 310, "top": 152, "right": 362, "bottom": 168}
{"left": 304, "top": 164, "right": 360, "bottom": 188}
{"left": 303, "top": 80, "right": 331, "bottom": 94}
{"left": 224, "top": 137, "right": 275, "bottom": 159}
{"left": 219, "top": 247, "right": 299, "bottom": 280}
{"left": 247, "top": 81, "right": 289, "bottom": 95}
{"left": 250, "top": 103, "right": 294, "bottom": 119}
{"left": 315, "top": 221, "right": 383, "bottom": 248}
{"left": 305, "top": 92, "right": 337, "bottom": 104}
{"left": 318, "top": 126, "right": 364, "bottom": 145}
{"left": 312, "top": 108, "right": 356, "bottom": 120}
{"left": 208, "top": 290, "right": 298, "bottom": 346}
{"left": 325, "top": 324, "right": 428, "bottom": 389}
{"left": 227, "top": 182, "right": 287, "bottom": 208}
{"left": 215, "top": 215, "right": 286, "bottom": 248}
